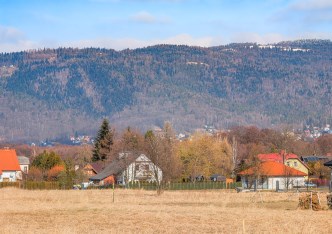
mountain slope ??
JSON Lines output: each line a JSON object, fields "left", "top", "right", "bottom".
{"left": 0, "top": 40, "right": 332, "bottom": 141}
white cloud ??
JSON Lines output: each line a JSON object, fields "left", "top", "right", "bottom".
{"left": 231, "top": 32, "right": 332, "bottom": 45}
{"left": 0, "top": 28, "right": 219, "bottom": 52}
{"left": 0, "top": 40, "right": 40, "bottom": 53}
{"left": 231, "top": 33, "right": 292, "bottom": 44}
{"left": 130, "top": 11, "right": 171, "bottom": 24}
{"left": 1, "top": 30, "right": 330, "bottom": 53}
{"left": 0, "top": 25, "right": 25, "bottom": 43}
{"left": 0, "top": 25, "right": 41, "bottom": 52}
{"left": 291, "top": 0, "right": 332, "bottom": 10}
{"left": 63, "top": 34, "right": 217, "bottom": 50}
{"left": 272, "top": 0, "right": 332, "bottom": 27}
{"left": 158, "top": 34, "right": 216, "bottom": 47}
{"left": 131, "top": 11, "right": 157, "bottom": 23}
{"left": 34, "top": 13, "right": 63, "bottom": 24}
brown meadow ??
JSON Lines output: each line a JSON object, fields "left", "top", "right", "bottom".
{"left": 0, "top": 188, "right": 331, "bottom": 234}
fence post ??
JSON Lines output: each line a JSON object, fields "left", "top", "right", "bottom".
{"left": 112, "top": 182, "right": 115, "bottom": 203}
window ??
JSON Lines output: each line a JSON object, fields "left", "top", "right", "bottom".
{"left": 294, "top": 161, "right": 298, "bottom": 167}
{"left": 260, "top": 177, "right": 266, "bottom": 185}
{"left": 24, "top": 166, "right": 28, "bottom": 173}
{"left": 286, "top": 162, "right": 290, "bottom": 166}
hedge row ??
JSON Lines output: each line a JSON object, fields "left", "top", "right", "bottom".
{"left": 0, "top": 181, "right": 60, "bottom": 190}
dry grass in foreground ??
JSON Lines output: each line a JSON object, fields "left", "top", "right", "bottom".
{"left": 0, "top": 188, "right": 331, "bottom": 234}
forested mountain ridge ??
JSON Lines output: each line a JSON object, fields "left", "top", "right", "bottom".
{"left": 0, "top": 40, "right": 332, "bottom": 141}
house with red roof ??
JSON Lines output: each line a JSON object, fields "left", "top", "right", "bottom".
{"left": 0, "top": 148, "right": 22, "bottom": 182}
{"left": 257, "top": 150, "right": 309, "bottom": 179}
{"left": 238, "top": 161, "right": 307, "bottom": 190}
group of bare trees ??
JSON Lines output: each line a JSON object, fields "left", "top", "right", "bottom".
{"left": 84, "top": 121, "right": 332, "bottom": 190}
{"left": 91, "top": 120, "right": 181, "bottom": 191}
{"left": 9, "top": 123, "right": 332, "bottom": 190}
{"left": 91, "top": 120, "right": 236, "bottom": 190}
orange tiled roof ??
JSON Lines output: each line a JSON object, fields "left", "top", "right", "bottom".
{"left": 0, "top": 149, "right": 21, "bottom": 174}
{"left": 238, "top": 161, "right": 307, "bottom": 177}
{"left": 257, "top": 152, "right": 299, "bottom": 163}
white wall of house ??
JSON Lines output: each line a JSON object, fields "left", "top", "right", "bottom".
{"left": 118, "top": 154, "right": 162, "bottom": 184}
{"left": 267, "top": 177, "right": 305, "bottom": 190}
{"left": 19, "top": 164, "right": 29, "bottom": 174}
{"left": 0, "top": 171, "right": 21, "bottom": 182}
{"left": 241, "top": 176, "right": 306, "bottom": 190}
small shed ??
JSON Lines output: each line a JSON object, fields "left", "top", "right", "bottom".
{"left": 323, "top": 160, "right": 332, "bottom": 192}
{"left": 17, "top": 156, "right": 30, "bottom": 174}
{"left": 210, "top": 174, "right": 226, "bottom": 182}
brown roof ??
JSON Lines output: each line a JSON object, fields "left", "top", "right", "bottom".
{"left": 89, "top": 161, "right": 105, "bottom": 174}
{"left": 238, "top": 161, "right": 307, "bottom": 177}
{"left": 90, "top": 152, "right": 138, "bottom": 181}
{"left": 0, "top": 149, "right": 21, "bottom": 174}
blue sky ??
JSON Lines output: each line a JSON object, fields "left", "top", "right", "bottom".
{"left": 0, "top": 0, "right": 332, "bottom": 52}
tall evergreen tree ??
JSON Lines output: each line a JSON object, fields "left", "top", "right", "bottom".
{"left": 92, "top": 118, "right": 114, "bottom": 162}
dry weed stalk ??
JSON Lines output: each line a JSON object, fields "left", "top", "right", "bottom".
{"left": 298, "top": 192, "right": 322, "bottom": 211}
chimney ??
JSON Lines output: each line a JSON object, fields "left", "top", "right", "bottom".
{"left": 280, "top": 150, "right": 286, "bottom": 164}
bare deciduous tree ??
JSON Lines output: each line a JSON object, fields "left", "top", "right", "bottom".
{"left": 144, "top": 122, "right": 180, "bottom": 194}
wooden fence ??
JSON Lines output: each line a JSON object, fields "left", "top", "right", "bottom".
{"left": 121, "top": 181, "right": 242, "bottom": 191}
{"left": 0, "top": 181, "right": 242, "bottom": 191}
{"left": 0, "top": 181, "right": 60, "bottom": 190}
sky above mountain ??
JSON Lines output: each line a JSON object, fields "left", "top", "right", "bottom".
{"left": 0, "top": 0, "right": 331, "bottom": 52}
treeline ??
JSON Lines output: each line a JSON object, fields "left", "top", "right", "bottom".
{"left": 17, "top": 123, "right": 332, "bottom": 189}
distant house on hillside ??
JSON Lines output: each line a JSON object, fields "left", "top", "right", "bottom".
{"left": 89, "top": 152, "right": 162, "bottom": 186}
{"left": 258, "top": 151, "right": 309, "bottom": 179}
{"left": 0, "top": 148, "right": 22, "bottom": 182}
{"left": 238, "top": 161, "right": 307, "bottom": 190}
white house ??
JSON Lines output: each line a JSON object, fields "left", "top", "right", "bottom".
{"left": 0, "top": 149, "right": 22, "bottom": 182}
{"left": 238, "top": 161, "right": 307, "bottom": 190}
{"left": 90, "top": 152, "right": 162, "bottom": 186}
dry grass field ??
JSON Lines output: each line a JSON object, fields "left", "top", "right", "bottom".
{"left": 0, "top": 188, "right": 331, "bottom": 234}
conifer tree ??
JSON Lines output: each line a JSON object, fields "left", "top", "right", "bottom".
{"left": 92, "top": 118, "right": 114, "bottom": 162}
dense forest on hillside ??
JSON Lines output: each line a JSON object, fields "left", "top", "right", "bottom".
{"left": 0, "top": 40, "right": 332, "bottom": 141}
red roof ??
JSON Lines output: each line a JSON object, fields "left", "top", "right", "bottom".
{"left": 0, "top": 149, "right": 21, "bottom": 174}
{"left": 238, "top": 161, "right": 307, "bottom": 177}
{"left": 257, "top": 151, "right": 299, "bottom": 163}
